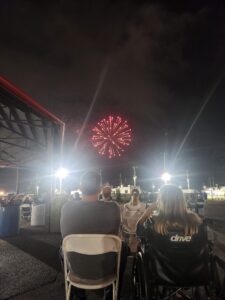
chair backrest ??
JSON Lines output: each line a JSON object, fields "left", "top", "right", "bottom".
{"left": 145, "top": 222, "right": 210, "bottom": 287}
{"left": 63, "top": 234, "right": 122, "bottom": 281}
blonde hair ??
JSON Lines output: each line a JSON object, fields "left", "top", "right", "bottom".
{"left": 153, "top": 185, "right": 201, "bottom": 236}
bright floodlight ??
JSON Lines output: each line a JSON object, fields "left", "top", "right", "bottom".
{"left": 55, "top": 168, "right": 69, "bottom": 179}
{"left": 161, "top": 172, "right": 171, "bottom": 183}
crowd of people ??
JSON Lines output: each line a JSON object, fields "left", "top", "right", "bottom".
{"left": 60, "top": 171, "right": 205, "bottom": 300}
{"left": 0, "top": 193, "right": 34, "bottom": 206}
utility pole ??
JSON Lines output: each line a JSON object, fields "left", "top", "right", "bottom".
{"left": 186, "top": 170, "right": 190, "bottom": 190}
{"left": 119, "top": 173, "right": 123, "bottom": 186}
{"left": 99, "top": 169, "right": 102, "bottom": 186}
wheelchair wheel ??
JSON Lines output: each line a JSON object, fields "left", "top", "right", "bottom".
{"left": 132, "top": 252, "right": 150, "bottom": 300}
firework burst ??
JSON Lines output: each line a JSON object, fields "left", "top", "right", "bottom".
{"left": 91, "top": 115, "right": 132, "bottom": 158}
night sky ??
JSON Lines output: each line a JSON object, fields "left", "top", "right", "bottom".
{"left": 0, "top": 0, "right": 225, "bottom": 190}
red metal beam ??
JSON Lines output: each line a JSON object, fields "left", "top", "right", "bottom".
{"left": 0, "top": 76, "right": 64, "bottom": 126}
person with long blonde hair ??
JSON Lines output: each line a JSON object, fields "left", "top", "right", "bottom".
{"left": 136, "top": 185, "right": 209, "bottom": 290}
{"left": 138, "top": 184, "right": 202, "bottom": 236}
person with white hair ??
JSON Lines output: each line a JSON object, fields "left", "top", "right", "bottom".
{"left": 121, "top": 189, "right": 156, "bottom": 252}
{"left": 99, "top": 183, "right": 113, "bottom": 201}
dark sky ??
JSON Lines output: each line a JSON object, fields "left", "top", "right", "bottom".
{"left": 0, "top": 0, "right": 225, "bottom": 189}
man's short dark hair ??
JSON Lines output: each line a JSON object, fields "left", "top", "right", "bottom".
{"left": 80, "top": 171, "right": 101, "bottom": 195}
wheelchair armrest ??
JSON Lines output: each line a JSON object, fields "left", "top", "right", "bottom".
{"left": 208, "top": 240, "right": 214, "bottom": 254}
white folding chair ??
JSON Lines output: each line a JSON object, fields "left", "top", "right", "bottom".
{"left": 62, "top": 234, "right": 122, "bottom": 300}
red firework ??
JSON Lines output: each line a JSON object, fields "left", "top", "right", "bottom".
{"left": 91, "top": 115, "right": 132, "bottom": 158}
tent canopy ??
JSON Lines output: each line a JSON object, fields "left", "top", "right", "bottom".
{"left": 0, "top": 76, "right": 64, "bottom": 167}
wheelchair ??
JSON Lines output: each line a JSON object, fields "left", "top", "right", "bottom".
{"left": 132, "top": 222, "right": 220, "bottom": 300}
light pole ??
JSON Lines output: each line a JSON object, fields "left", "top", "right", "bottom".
{"left": 152, "top": 184, "right": 155, "bottom": 193}
{"left": 36, "top": 185, "right": 39, "bottom": 195}
{"left": 133, "top": 166, "right": 137, "bottom": 187}
{"left": 55, "top": 168, "right": 69, "bottom": 193}
{"left": 16, "top": 167, "right": 20, "bottom": 194}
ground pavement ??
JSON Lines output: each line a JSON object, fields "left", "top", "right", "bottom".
{"left": 0, "top": 227, "right": 133, "bottom": 300}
